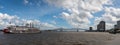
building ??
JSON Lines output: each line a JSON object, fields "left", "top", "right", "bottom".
{"left": 114, "top": 20, "right": 120, "bottom": 29}
{"left": 89, "top": 27, "right": 93, "bottom": 31}
{"left": 114, "top": 25, "right": 117, "bottom": 29}
{"left": 97, "top": 21, "right": 106, "bottom": 32}
{"left": 85, "top": 27, "right": 97, "bottom": 32}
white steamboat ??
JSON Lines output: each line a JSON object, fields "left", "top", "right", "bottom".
{"left": 3, "top": 23, "right": 40, "bottom": 33}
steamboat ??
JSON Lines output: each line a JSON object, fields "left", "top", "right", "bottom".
{"left": 3, "top": 23, "right": 40, "bottom": 33}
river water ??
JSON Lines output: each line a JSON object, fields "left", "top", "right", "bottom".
{"left": 1, "top": 31, "right": 80, "bottom": 45}
{"left": 0, "top": 31, "right": 113, "bottom": 45}
{"left": 0, "top": 31, "right": 63, "bottom": 45}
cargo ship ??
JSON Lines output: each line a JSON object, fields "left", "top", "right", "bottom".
{"left": 3, "top": 23, "right": 40, "bottom": 33}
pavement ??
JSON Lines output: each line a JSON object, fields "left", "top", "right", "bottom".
{"left": 106, "top": 34, "right": 120, "bottom": 45}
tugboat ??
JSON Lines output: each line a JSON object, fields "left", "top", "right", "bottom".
{"left": 3, "top": 23, "right": 40, "bottom": 33}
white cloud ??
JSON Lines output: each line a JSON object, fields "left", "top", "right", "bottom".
{"left": 24, "top": 0, "right": 29, "bottom": 4}
{"left": 39, "top": 22, "right": 57, "bottom": 30}
{"left": 105, "top": 7, "right": 120, "bottom": 18}
{"left": 0, "top": 13, "right": 19, "bottom": 20}
{"left": 41, "top": 23, "right": 56, "bottom": 28}
{"left": 94, "top": 7, "right": 120, "bottom": 29}
{"left": 46, "top": 0, "right": 112, "bottom": 29}
{"left": 46, "top": 0, "right": 112, "bottom": 12}
{"left": 0, "top": 13, "right": 19, "bottom": 28}
{"left": 53, "top": 16, "right": 58, "bottom": 18}
{"left": 0, "top": 13, "right": 56, "bottom": 29}
{"left": 51, "top": 21, "right": 56, "bottom": 25}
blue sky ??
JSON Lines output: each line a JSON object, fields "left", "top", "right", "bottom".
{"left": 0, "top": 0, "right": 120, "bottom": 29}
{"left": 0, "top": 0, "right": 72, "bottom": 28}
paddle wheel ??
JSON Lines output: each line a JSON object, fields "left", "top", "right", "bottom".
{"left": 3, "top": 29, "right": 10, "bottom": 33}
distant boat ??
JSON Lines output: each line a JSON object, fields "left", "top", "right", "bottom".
{"left": 3, "top": 23, "right": 40, "bottom": 33}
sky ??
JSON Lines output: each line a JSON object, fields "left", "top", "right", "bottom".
{"left": 0, "top": 0, "right": 120, "bottom": 30}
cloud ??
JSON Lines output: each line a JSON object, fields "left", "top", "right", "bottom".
{"left": 50, "top": 21, "right": 56, "bottom": 25}
{"left": 0, "top": 13, "right": 19, "bottom": 20}
{"left": 53, "top": 16, "right": 58, "bottom": 18}
{"left": 105, "top": 7, "right": 120, "bottom": 18}
{"left": 0, "top": 13, "right": 56, "bottom": 29}
{"left": 46, "top": 0, "right": 112, "bottom": 29}
{"left": 41, "top": 23, "right": 56, "bottom": 28}
{"left": 22, "top": 19, "right": 57, "bottom": 30}
{"left": 46, "top": 0, "right": 112, "bottom": 12}
{"left": 24, "top": 0, "right": 29, "bottom": 4}
{"left": 94, "top": 7, "right": 120, "bottom": 29}
{"left": 0, "top": 13, "right": 19, "bottom": 28}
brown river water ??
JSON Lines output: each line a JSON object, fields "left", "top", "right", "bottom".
{"left": 0, "top": 31, "right": 114, "bottom": 45}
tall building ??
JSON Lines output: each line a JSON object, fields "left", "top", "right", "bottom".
{"left": 89, "top": 27, "right": 93, "bottom": 31}
{"left": 114, "top": 25, "right": 117, "bottom": 29}
{"left": 97, "top": 21, "right": 106, "bottom": 32}
{"left": 114, "top": 20, "right": 120, "bottom": 29}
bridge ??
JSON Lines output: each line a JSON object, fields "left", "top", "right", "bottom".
{"left": 44, "top": 28, "right": 89, "bottom": 32}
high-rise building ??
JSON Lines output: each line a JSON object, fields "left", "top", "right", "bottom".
{"left": 89, "top": 27, "right": 93, "bottom": 31}
{"left": 114, "top": 20, "right": 120, "bottom": 29}
{"left": 97, "top": 21, "right": 106, "bottom": 32}
{"left": 114, "top": 25, "right": 117, "bottom": 29}
{"left": 117, "top": 21, "right": 120, "bottom": 26}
